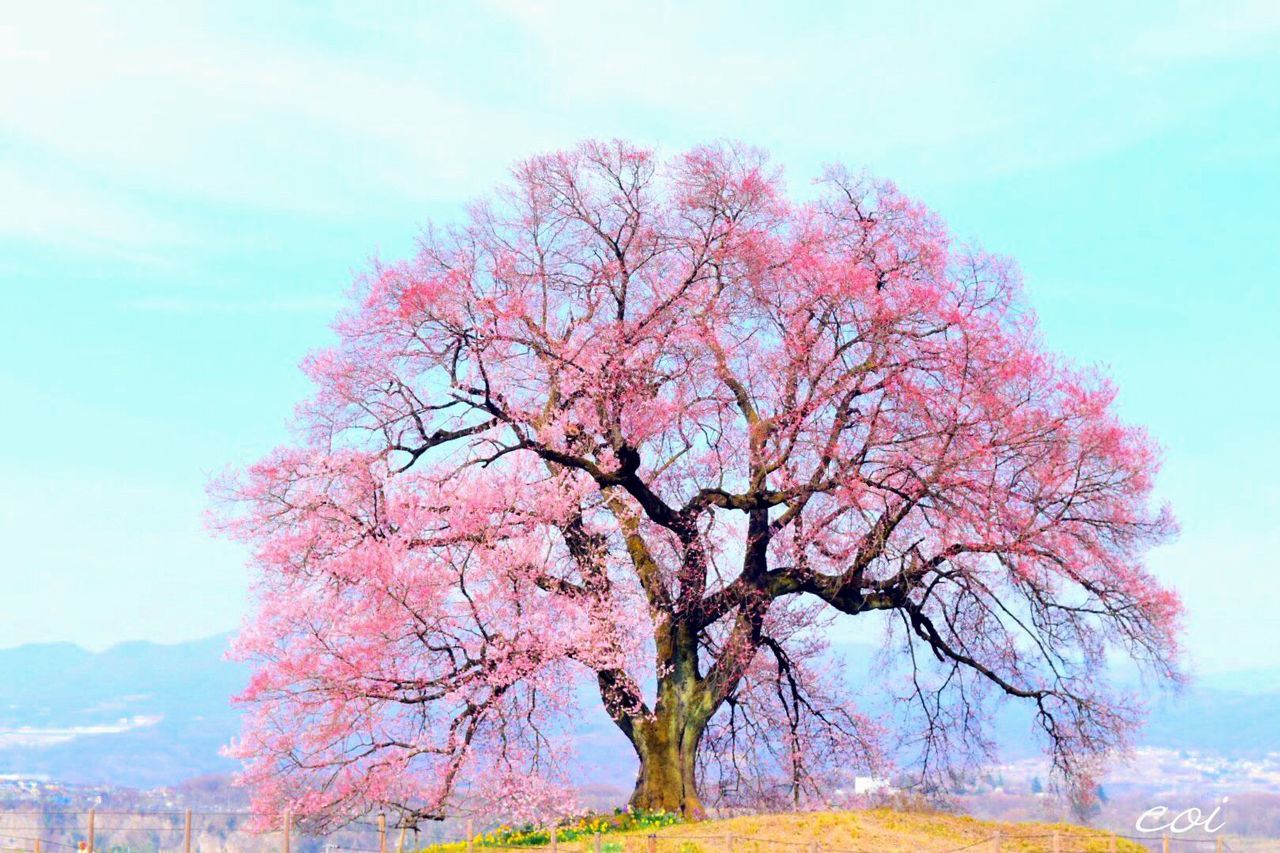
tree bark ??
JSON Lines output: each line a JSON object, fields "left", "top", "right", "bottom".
{"left": 621, "top": 617, "right": 714, "bottom": 819}
{"left": 626, "top": 703, "right": 707, "bottom": 818}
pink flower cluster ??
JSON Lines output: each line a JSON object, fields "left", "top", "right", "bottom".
{"left": 213, "top": 140, "right": 1181, "bottom": 825}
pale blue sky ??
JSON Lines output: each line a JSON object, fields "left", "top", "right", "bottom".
{"left": 1, "top": 1, "right": 1276, "bottom": 675}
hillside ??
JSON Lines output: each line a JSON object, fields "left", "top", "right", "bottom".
{"left": 443, "top": 811, "right": 1145, "bottom": 853}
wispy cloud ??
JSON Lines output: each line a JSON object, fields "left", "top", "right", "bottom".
{"left": 1131, "top": 0, "right": 1280, "bottom": 61}
{"left": 0, "top": 716, "right": 163, "bottom": 749}
{"left": 123, "top": 296, "right": 345, "bottom": 315}
{"left": 2, "top": 0, "right": 1274, "bottom": 259}
{"left": 0, "top": 160, "right": 187, "bottom": 253}
{"left": 0, "top": 4, "right": 527, "bottom": 219}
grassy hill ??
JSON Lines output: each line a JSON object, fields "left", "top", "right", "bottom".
{"left": 436, "top": 810, "right": 1143, "bottom": 853}
{"left": 649, "top": 811, "right": 1141, "bottom": 853}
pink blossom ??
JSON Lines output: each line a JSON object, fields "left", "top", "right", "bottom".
{"left": 213, "top": 140, "right": 1181, "bottom": 826}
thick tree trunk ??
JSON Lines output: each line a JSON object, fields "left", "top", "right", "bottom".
{"left": 616, "top": 613, "right": 722, "bottom": 819}
{"left": 627, "top": 708, "right": 706, "bottom": 818}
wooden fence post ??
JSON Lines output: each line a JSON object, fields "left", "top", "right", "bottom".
{"left": 184, "top": 808, "right": 193, "bottom": 853}
{"left": 725, "top": 834, "right": 733, "bottom": 853}
{"left": 551, "top": 826, "right": 558, "bottom": 853}
{"left": 1162, "top": 834, "right": 1170, "bottom": 853}
{"left": 1051, "top": 831, "right": 1060, "bottom": 853}
{"left": 809, "top": 842, "right": 819, "bottom": 853}
{"left": 991, "top": 830, "right": 1000, "bottom": 852}
{"left": 1215, "top": 837, "right": 1224, "bottom": 853}
{"left": 87, "top": 809, "right": 96, "bottom": 853}
{"left": 647, "top": 834, "right": 656, "bottom": 853}
{"left": 379, "top": 814, "right": 387, "bottom": 853}
{"left": 1108, "top": 834, "right": 1117, "bottom": 853}
{"left": 594, "top": 832, "right": 602, "bottom": 853}
{"left": 466, "top": 819, "right": 475, "bottom": 853}
{"left": 283, "top": 810, "right": 292, "bottom": 853}
{"left": 35, "top": 840, "right": 42, "bottom": 853}
{"left": 396, "top": 823, "right": 407, "bottom": 853}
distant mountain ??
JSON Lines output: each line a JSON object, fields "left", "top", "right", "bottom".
{"left": 0, "top": 634, "right": 1275, "bottom": 789}
{"left": 1141, "top": 687, "right": 1280, "bottom": 754}
{"left": 0, "top": 634, "right": 248, "bottom": 786}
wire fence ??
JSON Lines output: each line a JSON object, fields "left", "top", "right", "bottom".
{"left": 0, "top": 812, "right": 1277, "bottom": 853}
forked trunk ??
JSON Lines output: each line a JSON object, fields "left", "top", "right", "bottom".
{"left": 619, "top": 617, "right": 721, "bottom": 818}
{"left": 627, "top": 709, "right": 706, "bottom": 818}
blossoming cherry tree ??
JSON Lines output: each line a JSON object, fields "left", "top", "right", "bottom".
{"left": 217, "top": 140, "right": 1181, "bottom": 824}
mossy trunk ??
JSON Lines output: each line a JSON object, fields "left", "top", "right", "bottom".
{"left": 627, "top": 708, "right": 706, "bottom": 818}
{"left": 625, "top": 622, "right": 714, "bottom": 820}
{"left": 615, "top": 605, "right": 729, "bottom": 819}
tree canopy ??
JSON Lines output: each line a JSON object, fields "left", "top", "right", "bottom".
{"left": 216, "top": 140, "right": 1181, "bottom": 825}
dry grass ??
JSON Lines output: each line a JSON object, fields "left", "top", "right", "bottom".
{"left": 511, "top": 810, "right": 1144, "bottom": 853}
